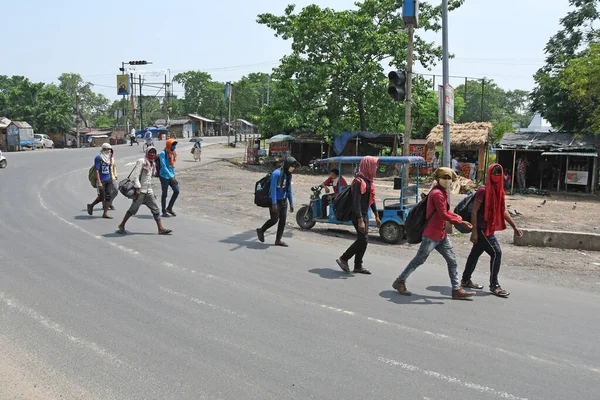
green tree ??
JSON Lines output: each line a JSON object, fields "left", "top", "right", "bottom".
{"left": 173, "top": 71, "right": 227, "bottom": 120}
{"left": 34, "top": 84, "right": 72, "bottom": 134}
{"left": 531, "top": 0, "right": 599, "bottom": 132}
{"left": 58, "top": 73, "right": 110, "bottom": 129}
{"left": 256, "top": 0, "right": 466, "bottom": 137}
{"left": 561, "top": 41, "right": 600, "bottom": 133}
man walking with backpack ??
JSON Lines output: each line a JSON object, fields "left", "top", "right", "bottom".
{"left": 159, "top": 139, "right": 179, "bottom": 218}
{"left": 336, "top": 156, "right": 382, "bottom": 275}
{"left": 256, "top": 157, "right": 300, "bottom": 247}
{"left": 460, "top": 164, "right": 523, "bottom": 297}
{"left": 87, "top": 143, "right": 115, "bottom": 219}
{"left": 392, "top": 167, "right": 475, "bottom": 299}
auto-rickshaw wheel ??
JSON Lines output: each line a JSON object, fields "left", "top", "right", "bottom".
{"left": 296, "top": 206, "right": 316, "bottom": 230}
{"left": 379, "top": 221, "right": 403, "bottom": 244}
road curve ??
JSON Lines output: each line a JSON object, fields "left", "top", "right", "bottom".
{"left": 0, "top": 139, "right": 598, "bottom": 400}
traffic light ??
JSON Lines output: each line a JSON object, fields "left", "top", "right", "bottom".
{"left": 388, "top": 71, "right": 406, "bottom": 102}
{"left": 128, "top": 61, "right": 148, "bottom": 65}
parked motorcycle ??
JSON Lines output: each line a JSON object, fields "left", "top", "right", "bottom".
{"left": 0, "top": 150, "right": 7, "bottom": 168}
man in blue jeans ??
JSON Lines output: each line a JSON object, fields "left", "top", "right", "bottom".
{"left": 159, "top": 138, "right": 179, "bottom": 218}
{"left": 392, "top": 168, "right": 475, "bottom": 300}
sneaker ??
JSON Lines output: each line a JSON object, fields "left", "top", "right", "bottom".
{"left": 452, "top": 288, "right": 476, "bottom": 299}
{"left": 275, "top": 240, "right": 289, "bottom": 247}
{"left": 162, "top": 213, "right": 170, "bottom": 218}
{"left": 109, "top": 205, "right": 115, "bottom": 211}
{"left": 87, "top": 204, "right": 93, "bottom": 216}
{"left": 256, "top": 228, "right": 265, "bottom": 243}
{"left": 392, "top": 279, "right": 411, "bottom": 296}
{"left": 166, "top": 209, "right": 177, "bottom": 217}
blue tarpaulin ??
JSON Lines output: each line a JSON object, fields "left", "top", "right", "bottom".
{"left": 332, "top": 132, "right": 386, "bottom": 155}
{"left": 135, "top": 126, "right": 167, "bottom": 138}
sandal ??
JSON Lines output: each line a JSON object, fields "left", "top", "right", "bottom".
{"left": 158, "top": 229, "right": 173, "bottom": 235}
{"left": 116, "top": 228, "right": 127, "bottom": 235}
{"left": 462, "top": 280, "right": 484, "bottom": 290}
{"left": 491, "top": 286, "right": 510, "bottom": 297}
{"left": 353, "top": 268, "right": 372, "bottom": 275}
{"left": 275, "top": 241, "right": 289, "bottom": 247}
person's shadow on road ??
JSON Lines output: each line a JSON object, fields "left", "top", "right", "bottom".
{"left": 220, "top": 230, "right": 270, "bottom": 251}
{"left": 309, "top": 268, "right": 355, "bottom": 280}
{"left": 380, "top": 290, "right": 446, "bottom": 305}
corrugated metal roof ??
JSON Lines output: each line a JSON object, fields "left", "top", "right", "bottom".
{"left": 541, "top": 152, "right": 598, "bottom": 157}
{"left": 0, "top": 117, "right": 11, "bottom": 129}
{"left": 236, "top": 118, "right": 254, "bottom": 127}
{"left": 12, "top": 121, "right": 32, "bottom": 129}
{"left": 188, "top": 113, "right": 215, "bottom": 123}
{"left": 499, "top": 132, "right": 600, "bottom": 151}
{"left": 155, "top": 119, "right": 191, "bottom": 126}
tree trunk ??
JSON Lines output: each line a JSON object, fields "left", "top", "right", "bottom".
{"left": 358, "top": 95, "right": 367, "bottom": 132}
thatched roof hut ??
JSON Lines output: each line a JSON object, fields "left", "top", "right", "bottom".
{"left": 426, "top": 122, "right": 492, "bottom": 147}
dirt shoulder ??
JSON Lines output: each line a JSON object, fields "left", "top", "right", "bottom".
{"left": 174, "top": 144, "right": 600, "bottom": 294}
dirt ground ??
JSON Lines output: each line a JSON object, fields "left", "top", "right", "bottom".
{"left": 174, "top": 144, "right": 600, "bottom": 294}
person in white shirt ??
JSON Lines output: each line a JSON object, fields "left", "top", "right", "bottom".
{"left": 116, "top": 146, "right": 172, "bottom": 235}
{"left": 432, "top": 152, "right": 441, "bottom": 171}
{"left": 451, "top": 155, "right": 460, "bottom": 175}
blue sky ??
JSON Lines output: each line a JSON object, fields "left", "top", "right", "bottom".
{"left": 4, "top": 0, "right": 570, "bottom": 101}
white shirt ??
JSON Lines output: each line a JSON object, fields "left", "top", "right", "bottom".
{"left": 452, "top": 159, "right": 459, "bottom": 172}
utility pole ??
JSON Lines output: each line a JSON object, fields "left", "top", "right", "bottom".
{"left": 442, "top": 0, "right": 451, "bottom": 169}
{"left": 76, "top": 93, "right": 80, "bottom": 148}
{"left": 139, "top": 75, "right": 143, "bottom": 131}
{"left": 227, "top": 81, "right": 233, "bottom": 146}
{"left": 403, "top": 23, "right": 415, "bottom": 183}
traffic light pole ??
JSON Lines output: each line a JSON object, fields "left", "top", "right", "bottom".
{"left": 403, "top": 23, "right": 415, "bottom": 183}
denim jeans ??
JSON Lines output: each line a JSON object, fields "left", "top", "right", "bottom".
{"left": 398, "top": 236, "right": 460, "bottom": 290}
{"left": 160, "top": 177, "right": 180, "bottom": 214}
{"left": 462, "top": 230, "right": 502, "bottom": 288}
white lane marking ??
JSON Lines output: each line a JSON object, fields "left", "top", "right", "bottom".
{"left": 37, "top": 170, "right": 600, "bottom": 377}
{"left": 378, "top": 357, "right": 528, "bottom": 400}
{"left": 0, "top": 291, "right": 125, "bottom": 366}
{"left": 160, "top": 287, "right": 246, "bottom": 318}
{"left": 124, "top": 162, "right": 136, "bottom": 166}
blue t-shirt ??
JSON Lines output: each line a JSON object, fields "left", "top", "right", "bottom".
{"left": 94, "top": 155, "right": 112, "bottom": 183}
{"left": 269, "top": 168, "right": 293, "bottom": 206}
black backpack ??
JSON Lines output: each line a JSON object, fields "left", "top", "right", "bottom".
{"left": 254, "top": 172, "right": 273, "bottom": 207}
{"left": 332, "top": 184, "right": 353, "bottom": 221}
{"left": 404, "top": 189, "right": 439, "bottom": 244}
{"left": 454, "top": 193, "right": 476, "bottom": 233}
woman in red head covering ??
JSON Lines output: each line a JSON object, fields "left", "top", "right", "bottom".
{"left": 461, "top": 164, "right": 523, "bottom": 297}
{"left": 336, "top": 156, "right": 381, "bottom": 275}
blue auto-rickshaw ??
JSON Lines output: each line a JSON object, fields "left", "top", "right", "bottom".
{"left": 295, "top": 156, "right": 425, "bottom": 244}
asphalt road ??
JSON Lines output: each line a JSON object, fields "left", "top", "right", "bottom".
{"left": 0, "top": 138, "right": 598, "bottom": 400}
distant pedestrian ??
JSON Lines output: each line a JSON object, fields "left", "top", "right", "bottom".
{"left": 517, "top": 154, "right": 529, "bottom": 189}
{"left": 87, "top": 143, "right": 115, "bottom": 219}
{"left": 392, "top": 167, "right": 475, "bottom": 299}
{"left": 256, "top": 156, "right": 300, "bottom": 247}
{"left": 67, "top": 138, "right": 72, "bottom": 148}
{"left": 116, "top": 146, "right": 172, "bottom": 235}
{"left": 451, "top": 154, "right": 460, "bottom": 175}
{"left": 336, "top": 156, "right": 382, "bottom": 275}
{"left": 432, "top": 151, "right": 441, "bottom": 171}
{"left": 159, "top": 139, "right": 180, "bottom": 218}
{"left": 461, "top": 164, "right": 523, "bottom": 297}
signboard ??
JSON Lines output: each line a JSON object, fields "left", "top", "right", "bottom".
{"left": 269, "top": 141, "right": 289, "bottom": 156}
{"left": 409, "top": 144, "right": 427, "bottom": 159}
{"left": 566, "top": 170, "right": 588, "bottom": 186}
{"left": 438, "top": 84, "right": 455, "bottom": 124}
{"left": 6, "top": 124, "right": 19, "bottom": 146}
{"left": 117, "top": 74, "right": 130, "bottom": 95}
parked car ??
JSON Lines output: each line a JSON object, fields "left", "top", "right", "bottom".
{"left": 34, "top": 134, "right": 54, "bottom": 149}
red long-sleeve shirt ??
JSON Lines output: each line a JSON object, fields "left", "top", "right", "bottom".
{"left": 422, "top": 186, "right": 463, "bottom": 241}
